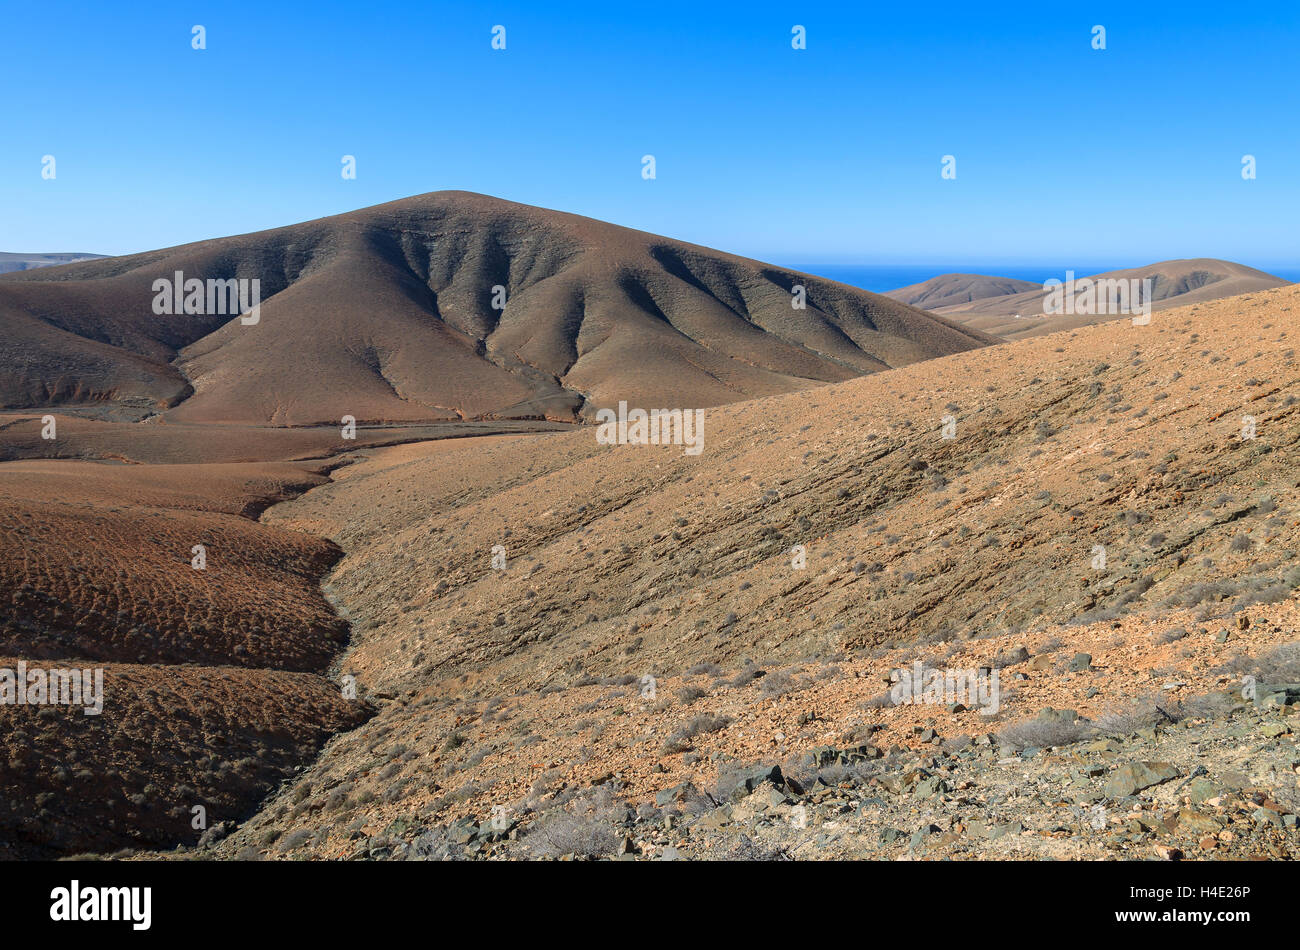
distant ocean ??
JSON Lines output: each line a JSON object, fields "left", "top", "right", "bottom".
{"left": 786, "top": 264, "right": 1300, "bottom": 294}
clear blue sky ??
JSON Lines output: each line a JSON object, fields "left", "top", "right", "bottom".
{"left": 2, "top": 0, "right": 1297, "bottom": 270}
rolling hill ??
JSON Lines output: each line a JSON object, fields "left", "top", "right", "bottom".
{"left": 0, "top": 252, "right": 106, "bottom": 275}
{"left": 885, "top": 273, "right": 1039, "bottom": 311}
{"left": 900, "top": 259, "right": 1289, "bottom": 340}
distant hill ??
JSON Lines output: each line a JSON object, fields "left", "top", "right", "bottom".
{"left": 885, "top": 273, "right": 1040, "bottom": 311}
{"left": 898, "top": 259, "right": 1290, "bottom": 340}
{"left": 0, "top": 252, "right": 106, "bottom": 274}
{"left": 0, "top": 192, "right": 995, "bottom": 423}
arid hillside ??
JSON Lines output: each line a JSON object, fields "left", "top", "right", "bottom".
{"left": 0, "top": 192, "right": 993, "bottom": 424}
{"left": 928, "top": 260, "right": 1288, "bottom": 340}
{"left": 197, "top": 283, "right": 1300, "bottom": 861}
{"left": 0, "top": 460, "right": 349, "bottom": 668}
{"left": 267, "top": 284, "right": 1300, "bottom": 693}
{"left": 5, "top": 279, "right": 1297, "bottom": 863}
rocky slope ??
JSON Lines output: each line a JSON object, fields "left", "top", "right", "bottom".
{"left": 184, "top": 283, "right": 1300, "bottom": 860}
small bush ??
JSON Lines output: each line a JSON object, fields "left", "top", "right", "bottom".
{"left": 526, "top": 813, "right": 618, "bottom": 859}
{"left": 1095, "top": 692, "right": 1231, "bottom": 734}
{"left": 758, "top": 670, "right": 802, "bottom": 699}
{"left": 676, "top": 684, "right": 707, "bottom": 704}
{"left": 997, "top": 717, "right": 1095, "bottom": 751}
{"left": 728, "top": 665, "right": 765, "bottom": 688}
{"left": 1155, "top": 627, "right": 1188, "bottom": 645}
{"left": 663, "top": 712, "right": 731, "bottom": 752}
{"left": 277, "top": 828, "right": 314, "bottom": 852}
{"left": 1234, "top": 641, "right": 1300, "bottom": 684}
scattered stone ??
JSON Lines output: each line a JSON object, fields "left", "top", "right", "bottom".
{"left": 728, "top": 764, "right": 785, "bottom": 801}
{"left": 1105, "top": 761, "right": 1180, "bottom": 799}
{"left": 1256, "top": 684, "right": 1300, "bottom": 708}
{"left": 808, "top": 744, "right": 881, "bottom": 768}
{"left": 989, "top": 820, "right": 1023, "bottom": 840}
{"left": 697, "top": 809, "right": 732, "bottom": 830}
{"left": 1172, "top": 808, "right": 1222, "bottom": 836}
{"left": 1000, "top": 646, "right": 1030, "bottom": 665}
{"left": 448, "top": 816, "right": 479, "bottom": 845}
{"left": 914, "top": 776, "right": 950, "bottom": 800}
{"left": 655, "top": 782, "right": 700, "bottom": 807}
{"left": 909, "top": 824, "right": 941, "bottom": 850}
{"left": 1254, "top": 808, "right": 1285, "bottom": 829}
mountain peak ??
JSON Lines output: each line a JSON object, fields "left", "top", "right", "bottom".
{"left": 0, "top": 195, "right": 994, "bottom": 424}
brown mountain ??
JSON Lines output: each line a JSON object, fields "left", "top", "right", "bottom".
{"left": 914, "top": 259, "right": 1289, "bottom": 340}
{"left": 0, "top": 192, "right": 994, "bottom": 424}
{"left": 885, "top": 273, "right": 1039, "bottom": 311}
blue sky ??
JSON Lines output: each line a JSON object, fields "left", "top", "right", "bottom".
{"left": 2, "top": 1, "right": 1297, "bottom": 271}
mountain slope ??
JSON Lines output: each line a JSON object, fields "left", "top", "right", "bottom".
{"left": 220, "top": 282, "right": 1300, "bottom": 860}
{"left": 264, "top": 281, "right": 1300, "bottom": 696}
{"left": 0, "top": 193, "right": 995, "bottom": 424}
